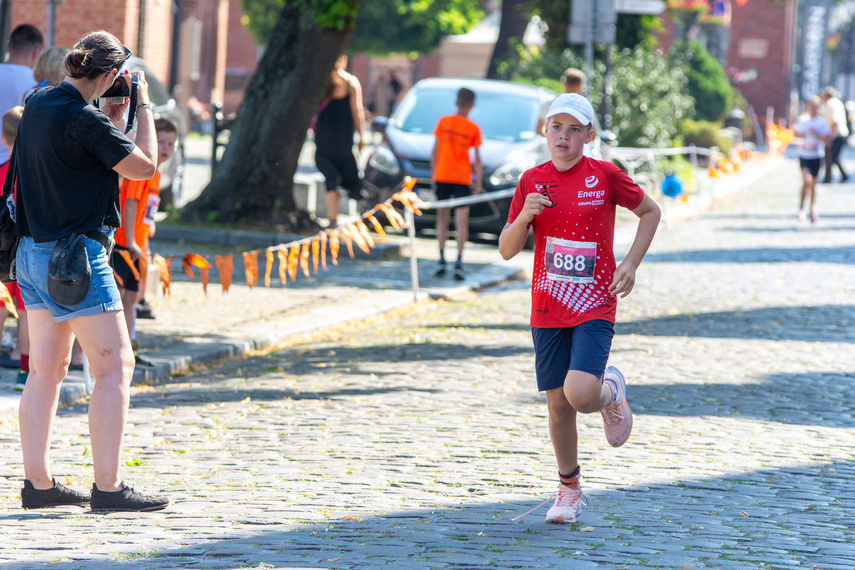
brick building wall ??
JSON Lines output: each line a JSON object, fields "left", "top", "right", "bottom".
{"left": 10, "top": 0, "right": 172, "bottom": 87}
{"left": 655, "top": 0, "right": 797, "bottom": 130}
{"left": 223, "top": 0, "right": 260, "bottom": 113}
{"left": 727, "top": 0, "right": 798, "bottom": 127}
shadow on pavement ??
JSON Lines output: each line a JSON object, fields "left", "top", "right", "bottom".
{"left": 616, "top": 304, "right": 855, "bottom": 343}
{"left": 1, "top": 459, "right": 853, "bottom": 569}
{"left": 631, "top": 371, "right": 855, "bottom": 427}
{"left": 644, "top": 246, "right": 855, "bottom": 265}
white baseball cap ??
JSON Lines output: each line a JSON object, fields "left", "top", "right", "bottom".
{"left": 545, "top": 93, "right": 594, "bottom": 126}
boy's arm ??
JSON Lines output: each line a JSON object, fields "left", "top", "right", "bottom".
{"left": 609, "top": 194, "right": 660, "bottom": 298}
{"left": 122, "top": 198, "right": 143, "bottom": 261}
{"left": 498, "top": 192, "right": 552, "bottom": 260}
{"left": 472, "top": 147, "right": 483, "bottom": 193}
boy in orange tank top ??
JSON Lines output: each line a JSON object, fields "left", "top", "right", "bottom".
{"left": 430, "top": 88, "right": 482, "bottom": 280}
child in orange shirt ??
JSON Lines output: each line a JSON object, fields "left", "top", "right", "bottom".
{"left": 111, "top": 118, "right": 177, "bottom": 365}
{"left": 431, "top": 87, "right": 482, "bottom": 280}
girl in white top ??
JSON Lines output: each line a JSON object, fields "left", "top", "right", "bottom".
{"left": 794, "top": 96, "right": 832, "bottom": 222}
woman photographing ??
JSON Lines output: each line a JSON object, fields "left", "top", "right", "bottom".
{"left": 15, "top": 31, "right": 168, "bottom": 511}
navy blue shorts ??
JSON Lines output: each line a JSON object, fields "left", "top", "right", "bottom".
{"left": 531, "top": 320, "right": 615, "bottom": 392}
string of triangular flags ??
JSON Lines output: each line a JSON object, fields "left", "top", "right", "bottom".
{"left": 149, "top": 178, "right": 424, "bottom": 296}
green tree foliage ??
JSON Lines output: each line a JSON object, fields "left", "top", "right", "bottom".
{"left": 241, "top": 0, "right": 360, "bottom": 46}
{"left": 351, "top": 0, "right": 483, "bottom": 55}
{"left": 500, "top": 43, "right": 693, "bottom": 148}
{"left": 680, "top": 40, "right": 733, "bottom": 122}
{"left": 241, "top": 0, "right": 482, "bottom": 54}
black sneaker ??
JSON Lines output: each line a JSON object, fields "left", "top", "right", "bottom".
{"left": 21, "top": 478, "right": 89, "bottom": 509}
{"left": 134, "top": 353, "right": 155, "bottom": 367}
{"left": 434, "top": 260, "right": 447, "bottom": 277}
{"left": 90, "top": 482, "right": 169, "bottom": 512}
{"left": 453, "top": 262, "right": 465, "bottom": 281}
{"left": 136, "top": 300, "right": 156, "bottom": 320}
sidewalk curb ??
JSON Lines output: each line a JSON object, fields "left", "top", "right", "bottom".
{"left": 0, "top": 156, "right": 786, "bottom": 420}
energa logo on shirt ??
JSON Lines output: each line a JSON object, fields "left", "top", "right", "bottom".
{"left": 585, "top": 175, "right": 599, "bottom": 188}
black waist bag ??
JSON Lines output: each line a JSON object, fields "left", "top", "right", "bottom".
{"left": 47, "top": 231, "right": 114, "bottom": 307}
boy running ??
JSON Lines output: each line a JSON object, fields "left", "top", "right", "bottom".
{"left": 431, "top": 87, "right": 482, "bottom": 280}
{"left": 499, "top": 93, "right": 660, "bottom": 523}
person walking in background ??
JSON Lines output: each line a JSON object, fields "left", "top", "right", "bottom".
{"left": 794, "top": 96, "right": 831, "bottom": 223}
{"left": 499, "top": 93, "right": 660, "bottom": 524}
{"left": 819, "top": 86, "right": 849, "bottom": 183}
{"left": 369, "top": 70, "right": 392, "bottom": 117}
{"left": 561, "top": 67, "right": 586, "bottom": 95}
{"left": 314, "top": 54, "right": 366, "bottom": 229}
{"left": 538, "top": 67, "right": 587, "bottom": 136}
{"left": 430, "top": 87, "right": 482, "bottom": 281}
{"left": 388, "top": 70, "right": 403, "bottom": 116}
{"left": 0, "top": 24, "right": 43, "bottom": 165}
{"left": 15, "top": 30, "right": 168, "bottom": 511}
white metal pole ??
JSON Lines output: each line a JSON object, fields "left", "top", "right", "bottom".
{"left": 83, "top": 352, "right": 91, "bottom": 393}
{"left": 406, "top": 210, "right": 419, "bottom": 301}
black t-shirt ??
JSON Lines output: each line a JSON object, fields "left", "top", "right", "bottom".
{"left": 16, "top": 82, "right": 135, "bottom": 242}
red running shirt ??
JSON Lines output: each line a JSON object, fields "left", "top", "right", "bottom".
{"left": 508, "top": 157, "right": 645, "bottom": 328}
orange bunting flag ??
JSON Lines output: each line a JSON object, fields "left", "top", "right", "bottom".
{"left": 319, "top": 232, "right": 328, "bottom": 270}
{"left": 287, "top": 244, "right": 299, "bottom": 281}
{"left": 356, "top": 220, "right": 375, "bottom": 249}
{"left": 379, "top": 203, "right": 406, "bottom": 229}
{"left": 395, "top": 191, "right": 423, "bottom": 215}
{"left": 215, "top": 254, "right": 233, "bottom": 293}
{"left": 339, "top": 225, "right": 355, "bottom": 258}
{"left": 347, "top": 223, "right": 370, "bottom": 254}
{"left": 242, "top": 251, "right": 258, "bottom": 289}
{"left": 138, "top": 254, "right": 149, "bottom": 288}
{"left": 152, "top": 254, "right": 172, "bottom": 296}
{"left": 182, "top": 253, "right": 211, "bottom": 276}
{"left": 264, "top": 250, "right": 274, "bottom": 288}
{"left": 402, "top": 177, "right": 417, "bottom": 191}
{"left": 120, "top": 250, "right": 142, "bottom": 281}
{"left": 299, "top": 241, "right": 311, "bottom": 277}
{"left": 277, "top": 249, "right": 288, "bottom": 286}
{"left": 0, "top": 282, "right": 17, "bottom": 319}
{"left": 366, "top": 213, "right": 386, "bottom": 242}
{"left": 182, "top": 253, "right": 211, "bottom": 293}
{"left": 311, "top": 238, "right": 320, "bottom": 273}
{"left": 329, "top": 230, "right": 340, "bottom": 265}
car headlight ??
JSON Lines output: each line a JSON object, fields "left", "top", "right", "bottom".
{"left": 488, "top": 156, "right": 538, "bottom": 188}
{"left": 369, "top": 145, "right": 401, "bottom": 176}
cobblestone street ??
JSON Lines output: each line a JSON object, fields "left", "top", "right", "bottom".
{"left": 1, "top": 162, "right": 854, "bottom": 569}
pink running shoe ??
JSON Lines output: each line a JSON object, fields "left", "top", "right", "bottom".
{"left": 545, "top": 483, "right": 587, "bottom": 524}
{"left": 601, "top": 366, "right": 633, "bottom": 447}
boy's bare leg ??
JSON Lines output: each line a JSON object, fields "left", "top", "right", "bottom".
{"left": 436, "top": 208, "right": 450, "bottom": 254}
{"left": 119, "top": 287, "right": 136, "bottom": 339}
{"left": 547, "top": 371, "right": 613, "bottom": 474}
{"left": 454, "top": 206, "right": 469, "bottom": 260}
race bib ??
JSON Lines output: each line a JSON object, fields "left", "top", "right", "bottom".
{"left": 544, "top": 236, "right": 597, "bottom": 283}
{"left": 142, "top": 194, "right": 160, "bottom": 226}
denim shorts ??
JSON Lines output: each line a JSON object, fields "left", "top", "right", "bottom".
{"left": 16, "top": 227, "right": 122, "bottom": 322}
{"left": 531, "top": 320, "right": 615, "bottom": 392}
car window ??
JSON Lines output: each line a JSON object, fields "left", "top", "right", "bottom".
{"left": 394, "top": 87, "right": 541, "bottom": 143}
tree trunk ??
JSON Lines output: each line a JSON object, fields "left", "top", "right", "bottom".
{"left": 181, "top": 1, "right": 358, "bottom": 232}
{"left": 486, "top": 0, "right": 529, "bottom": 79}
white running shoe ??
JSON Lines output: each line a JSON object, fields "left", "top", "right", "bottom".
{"left": 601, "top": 366, "right": 633, "bottom": 447}
{"left": 545, "top": 483, "right": 587, "bottom": 524}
